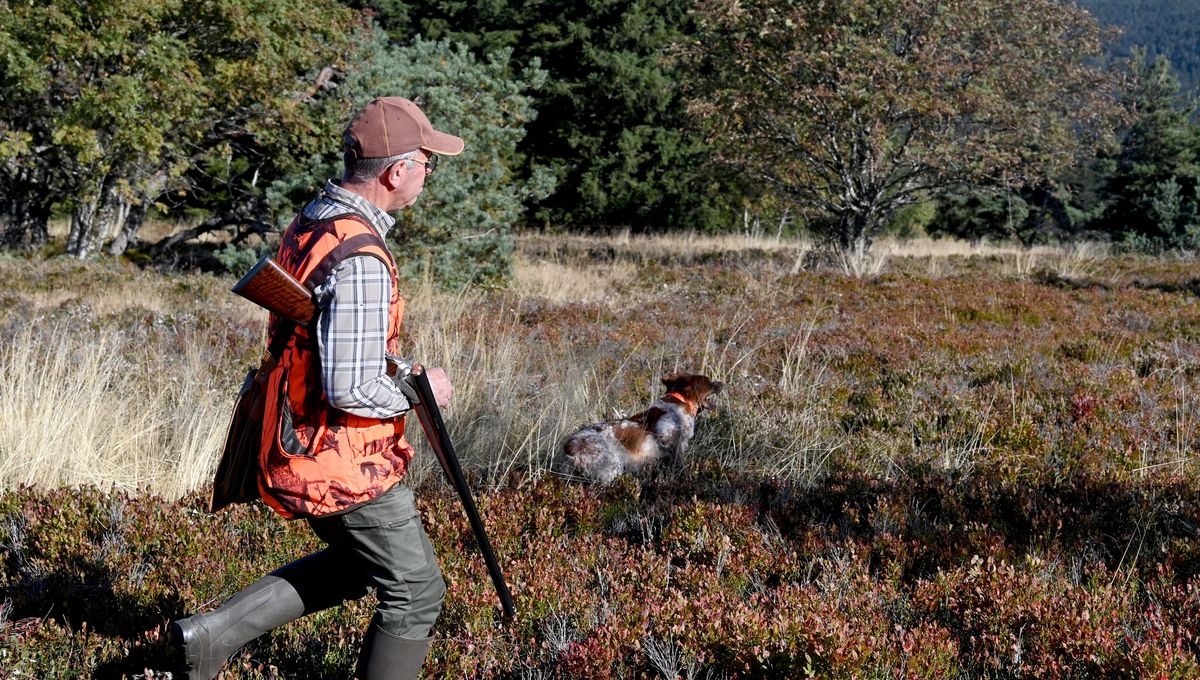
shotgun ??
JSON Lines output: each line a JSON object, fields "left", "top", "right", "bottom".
{"left": 231, "top": 255, "right": 516, "bottom": 618}
{"left": 406, "top": 365, "right": 517, "bottom": 619}
{"left": 232, "top": 256, "right": 315, "bottom": 325}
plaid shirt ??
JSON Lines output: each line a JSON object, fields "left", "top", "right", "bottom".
{"left": 304, "top": 180, "right": 411, "bottom": 418}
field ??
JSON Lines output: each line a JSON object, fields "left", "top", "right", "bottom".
{"left": 1, "top": 233, "right": 1199, "bottom": 678}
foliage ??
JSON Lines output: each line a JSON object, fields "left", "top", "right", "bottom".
{"left": 1095, "top": 50, "right": 1200, "bottom": 254}
{"left": 3, "top": 470, "right": 1199, "bottom": 678}
{"left": 356, "top": 0, "right": 744, "bottom": 233}
{"left": 214, "top": 242, "right": 272, "bottom": 276}
{"left": 678, "top": 0, "right": 1123, "bottom": 254}
{"left": 266, "top": 29, "right": 552, "bottom": 289}
{"left": 883, "top": 200, "right": 937, "bottom": 240}
{"left": 927, "top": 180, "right": 1109, "bottom": 246}
{"left": 0, "top": 0, "right": 358, "bottom": 258}
{"left": 929, "top": 190, "right": 1031, "bottom": 243}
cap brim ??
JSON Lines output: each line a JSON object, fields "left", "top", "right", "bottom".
{"left": 424, "top": 130, "right": 465, "bottom": 156}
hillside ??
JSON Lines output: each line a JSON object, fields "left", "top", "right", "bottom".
{"left": 1080, "top": 0, "right": 1200, "bottom": 93}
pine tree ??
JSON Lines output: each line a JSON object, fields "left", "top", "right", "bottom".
{"left": 1096, "top": 50, "right": 1200, "bottom": 252}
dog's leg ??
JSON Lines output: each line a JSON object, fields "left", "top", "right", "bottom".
{"left": 654, "top": 414, "right": 685, "bottom": 467}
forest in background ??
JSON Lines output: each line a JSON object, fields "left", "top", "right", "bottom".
{"left": 1, "top": 0, "right": 1199, "bottom": 287}
{"left": 1081, "top": 0, "right": 1200, "bottom": 94}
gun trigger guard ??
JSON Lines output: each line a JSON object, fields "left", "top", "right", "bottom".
{"left": 386, "top": 355, "right": 413, "bottom": 380}
{"left": 398, "top": 375, "right": 421, "bottom": 405}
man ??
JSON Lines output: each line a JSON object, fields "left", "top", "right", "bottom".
{"left": 171, "top": 97, "right": 461, "bottom": 680}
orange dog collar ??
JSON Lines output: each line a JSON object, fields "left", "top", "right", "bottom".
{"left": 663, "top": 391, "right": 698, "bottom": 415}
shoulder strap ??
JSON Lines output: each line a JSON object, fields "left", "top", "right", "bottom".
{"left": 302, "top": 231, "right": 390, "bottom": 291}
{"left": 261, "top": 229, "right": 391, "bottom": 370}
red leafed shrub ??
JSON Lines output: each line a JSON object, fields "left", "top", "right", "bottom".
{"left": 6, "top": 252, "right": 1200, "bottom": 677}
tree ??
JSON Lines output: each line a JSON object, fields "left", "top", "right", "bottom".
{"left": 265, "top": 30, "right": 552, "bottom": 288}
{"left": 0, "top": 0, "right": 357, "bottom": 258}
{"left": 1094, "top": 50, "right": 1200, "bottom": 253}
{"left": 677, "top": 0, "right": 1123, "bottom": 256}
{"left": 928, "top": 190, "right": 1031, "bottom": 243}
{"left": 356, "top": 0, "right": 744, "bottom": 232}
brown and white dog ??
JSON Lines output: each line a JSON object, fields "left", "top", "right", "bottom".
{"left": 554, "top": 372, "right": 723, "bottom": 484}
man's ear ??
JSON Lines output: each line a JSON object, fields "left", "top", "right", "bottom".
{"left": 381, "top": 160, "right": 405, "bottom": 190}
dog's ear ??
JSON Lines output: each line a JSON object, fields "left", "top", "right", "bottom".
{"left": 710, "top": 379, "right": 724, "bottom": 394}
{"left": 661, "top": 372, "right": 687, "bottom": 389}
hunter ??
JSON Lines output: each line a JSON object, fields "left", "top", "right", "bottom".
{"left": 171, "top": 96, "right": 460, "bottom": 680}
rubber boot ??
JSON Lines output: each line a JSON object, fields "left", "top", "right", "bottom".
{"left": 170, "top": 573, "right": 304, "bottom": 680}
{"left": 355, "top": 625, "right": 433, "bottom": 680}
{"left": 171, "top": 550, "right": 364, "bottom": 680}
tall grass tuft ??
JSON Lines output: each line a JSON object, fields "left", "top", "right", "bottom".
{"left": 0, "top": 325, "right": 227, "bottom": 498}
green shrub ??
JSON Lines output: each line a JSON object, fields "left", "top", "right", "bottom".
{"left": 214, "top": 241, "right": 271, "bottom": 275}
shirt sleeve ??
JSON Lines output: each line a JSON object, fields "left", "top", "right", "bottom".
{"left": 316, "top": 254, "right": 411, "bottom": 418}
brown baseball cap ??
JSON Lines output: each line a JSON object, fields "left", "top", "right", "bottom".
{"left": 345, "top": 97, "right": 465, "bottom": 159}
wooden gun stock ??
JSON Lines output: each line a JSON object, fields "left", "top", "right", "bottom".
{"left": 232, "top": 256, "right": 315, "bottom": 324}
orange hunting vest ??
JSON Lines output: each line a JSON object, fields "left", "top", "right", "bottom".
{"left": 258, "top": 214, "right": 412, "bottom": 519}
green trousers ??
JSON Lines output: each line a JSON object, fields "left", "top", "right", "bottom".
{"left": 307, "top": 483, "right": 446, "bottom": 638}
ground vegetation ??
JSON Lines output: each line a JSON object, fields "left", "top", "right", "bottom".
{"left": 1, "top": 234, "right": 1198, "bottom": 677}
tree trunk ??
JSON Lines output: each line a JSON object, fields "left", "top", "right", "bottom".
{"left": 2, "top": 195, "right": 30, "bottom": 249}
{"left": 833, "top": 207, "right": 881, "bottom": 277}
{"left": 836, "top": 212, "right": 872, "bottom": 252}
{"left": 1, "top": 164, "right": 52, "bottom": 250}
{"left": 67, "top": 173, "right": 123, "bottom": 259}
{"left": 108, "top": 172, "right": 165, "bottom": 256}
{"left": 26, "top": 201, "right": 50, "bottom": 248}
{"left": 67, "top": 191, "right": 99, "bottom": 258}
{"left": 1, "top": 177, "right": 51, "bottom": 250}
{"left": 108, "top": 201, "right": 146, "bottom": 256}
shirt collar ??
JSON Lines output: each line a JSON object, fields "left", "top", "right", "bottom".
{"left": 311, "top": 180, "right": 396, "bottom": 238}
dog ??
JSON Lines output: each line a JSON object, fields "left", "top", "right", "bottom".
{"left": 554, "top": 372, "right": 723, "bottom": 484}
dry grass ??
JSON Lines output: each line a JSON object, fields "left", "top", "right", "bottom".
{"left": 832, "top": 237, "right": 1088, "bottom": 279}
{"left": 26, "top": 281, "right": 175, "bottom": 316}
{"left": 1, "top": 232, "right": 1195, "bottom": 499}
{"left": 878, "top": 236, "right": 1060, "bottom": 259}
{"left": 571, "top": 227, "right": 808, "bottom": 254}
{"left": 511, "top": 254, "right": 637, "bottom": 304}
{"left": 0, "top": 324, "right": 228, "bottom": 498}
{"left": 398, "top": 286, "right": 608, "bottom": 489}
{"left": 531, "top": 231, "right": 1102, "bottom": 280}
{"left": 1052, "top": 240, "right": 1111, "bottom": 281}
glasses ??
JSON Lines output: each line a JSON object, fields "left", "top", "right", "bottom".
{"left": 410, "top": 153, "right": 438, "bottom": 175}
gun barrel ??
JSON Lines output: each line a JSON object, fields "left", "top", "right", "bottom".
{"left": 232, "top": 256, "right": 315, "bottom": 324}
{"left": 410, "top": 369, "right": 517, "bottom": 619}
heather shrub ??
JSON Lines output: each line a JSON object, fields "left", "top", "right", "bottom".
{"left": 4, "top": 471, "right": 1198, "bottom": 678}
{"left": 2, "top": 237, "right": 1200, "bottom": 676}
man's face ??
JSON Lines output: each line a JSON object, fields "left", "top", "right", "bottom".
{"left": 386, "top": 150, "right": 433, "bottom": 211}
